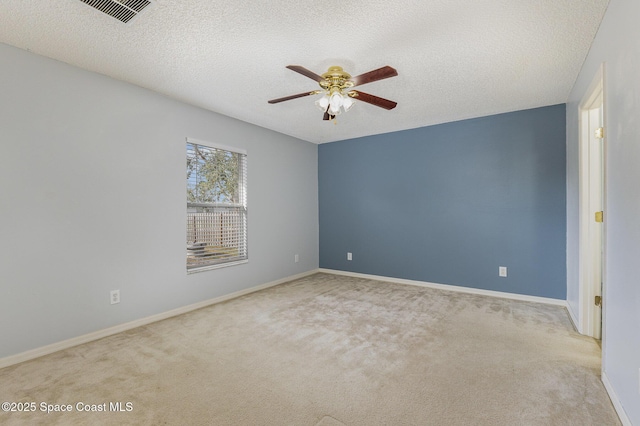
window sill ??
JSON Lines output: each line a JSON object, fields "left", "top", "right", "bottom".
{"left": 187, "top": 259, "right": 248, "bottom": 274}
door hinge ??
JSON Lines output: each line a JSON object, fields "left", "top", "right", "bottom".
{"left": 595, "top": 127, "right": 605, "bottom": 139}
{"left": 595, "top": 211, "right": 604, "bottom": 223}
{"left": 595, "top": 295, "right": 602, "bottom": 307}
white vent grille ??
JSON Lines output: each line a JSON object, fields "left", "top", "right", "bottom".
{"left": 80, "top": 0, "right": 151, "bottom": 24}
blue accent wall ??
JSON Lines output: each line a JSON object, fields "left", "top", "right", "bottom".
{"left": 319, "top": 104, "right": 566, "bottom": 299}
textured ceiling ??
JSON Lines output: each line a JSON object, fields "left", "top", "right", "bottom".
{"left": 0, "top": 0, "right": 609, "bottom": 143}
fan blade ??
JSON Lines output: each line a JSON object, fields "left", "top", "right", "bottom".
{"left": 286, "top": 65, "right": 325, "bottom": 82}
{"left": 351, "top": 66, "right": 398, "bottom": 87}
{"left": 268, "top": 91, "right": 317, "bottom": 104}
{"left": 350, "top": 91, "right": 397, "bottom": 110}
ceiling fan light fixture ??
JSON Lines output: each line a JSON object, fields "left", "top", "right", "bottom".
{"left": 329, "top": 90, "right": 343, "bottom": 114}
{"left": 315, "top": 94, "right": 330, "bottom": 111}
{"left": 342, "top": 95, "right": 354, "bottom": 112}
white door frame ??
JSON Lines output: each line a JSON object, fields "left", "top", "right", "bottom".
{"left": 578, "top": 63, "right": 606, "bottom": 342}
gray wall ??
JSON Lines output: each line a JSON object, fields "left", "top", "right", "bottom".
{"left": 566, "top": 0, "right": 640, "bottom": 422}
{"left": 319, "top": 105, "right": 566, "bottom": 299}
{"left": 0, "top": 43, "right": 319, "bottom": 359}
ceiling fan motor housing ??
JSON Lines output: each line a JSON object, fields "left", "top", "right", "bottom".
{"left": 319, "top": 66, "right": 354, "bottom": 91}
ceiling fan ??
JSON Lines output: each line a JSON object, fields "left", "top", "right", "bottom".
{"left": 268, "top": 65, "right": 398, "bottom": 121}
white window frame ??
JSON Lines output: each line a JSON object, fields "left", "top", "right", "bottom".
{"left": 186, "top": 137, "right": 247, "bottom": 273}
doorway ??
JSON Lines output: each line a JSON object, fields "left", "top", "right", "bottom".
{"left": 578, "top": 64, "right": 605, "bottom": 340}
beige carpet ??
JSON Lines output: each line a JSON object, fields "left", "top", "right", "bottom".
{"left": 0, "top": 273, "right": 620, "bottom": 425}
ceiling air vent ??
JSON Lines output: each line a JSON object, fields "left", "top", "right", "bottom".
{"left": 79, "top": 0, "right": 152, "bottom": 24}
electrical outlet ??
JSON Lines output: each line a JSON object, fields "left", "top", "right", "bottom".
{"left": 110, "top": 289, "right": 120, "bottom": 305}
{"left": 347, "top": 252, "right": 352, "bottom": 261}
{"left": 499, "top": 266, "right": 507, "bottom": 277}
{"left": 294, "top": 254, "right": 299, "bottom": 263}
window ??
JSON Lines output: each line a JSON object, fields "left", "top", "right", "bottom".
{"left": 186, "top": 138, "right": 247, "bottom": 271}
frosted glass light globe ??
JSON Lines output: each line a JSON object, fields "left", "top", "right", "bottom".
{"left": 315, "top": 94, "right": 330, "bottom": 111}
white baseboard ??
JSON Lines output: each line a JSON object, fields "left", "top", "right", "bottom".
{"left": 318, "top": 268, "right": 568, "bottom": 307}
{"left": 566, "top": 302, "right": 580, "bottom": 333}
{"left": 602, "top": 371, "right": 632, "bottom": 426}
{"left": 0, "top": 269, "right": 319, "bottom": 369}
